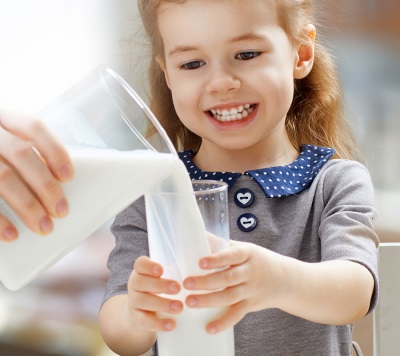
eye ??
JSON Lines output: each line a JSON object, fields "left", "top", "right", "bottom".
{"left": 180, "top": 60, "right": 205, "bottom": 70}
{"left": 235, "top": 51, "right": 261, "bottom": 60}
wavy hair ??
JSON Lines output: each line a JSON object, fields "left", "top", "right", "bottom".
{"left": 137, "top": 0, "right": 358, "bottom": 159}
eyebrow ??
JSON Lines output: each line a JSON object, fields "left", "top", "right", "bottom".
{"left": 229, "top": 32, "right": 267, "bottom": 44}
{"left": 168, "top": 32, "right": 269, "bottom": 57}
{"left": 168, "top": 45, "right": 198, "bottom": 57}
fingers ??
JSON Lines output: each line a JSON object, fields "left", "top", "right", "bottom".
{"left": 127, "top": 257, "right": 183, "bottom": 332}
{"left": 184, "top": 264, "right": 246, "bottom": 292}
{"left": 0, "top": 110, "right": 74, "bottom": 237}
{"left": 131, "top": 272, "right": 181, "bottom": 296}
{"left": 0, "top": 159, "right": 54, "bottom": 235}
{"left": 198, "top": 243, "right": 249, "bottom": 270}
{"left": 0, "top": 110, "right": 74, "bottom": 182}
{"left": 0, "top": 215, "right": 18, "bottom": 242}
{"left": 183, "top": 242, "right": 250, "bottom": 292}
{"left": 134, "top": 310, "right": 176, "bottom": 333}
{"left": 131, "top": 290, "right": 183, "bottom": 315}
{"left": 131, "top": 257, "right": 181, "bottom": 296}
{"left": 133, "top": 256, "right": 164, "bottom": 277}
{"left": 0, "top": 137, "right": 69, "bottom": 216}
{"left": 205, "top": 302, "right": 247, "bottom": 334}
{"left": 185, "top": 283, "right": 246, "bottom": 309}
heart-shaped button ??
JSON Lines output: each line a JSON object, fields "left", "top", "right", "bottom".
{"left": 240, "top": 216, "right": 255, "bottom": 226}
{"left": 237, "top": 213, "right": 257, "bottom": 232}
{"left": 237, "top": 193, "right": 251, "bottom": 205}
{"left": 234, "top": 188, "right": 255, "bottom": 208}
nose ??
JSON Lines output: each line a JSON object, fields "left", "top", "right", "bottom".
{"left": 206, "top": 65, "right": 241, "bottom": 95}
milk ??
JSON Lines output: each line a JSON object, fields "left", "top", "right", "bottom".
{"left": 156, "top": 287, "right": 235, "bottom": 356}
{"left": 0, "top": 148, "right": 178, "bottom": 291}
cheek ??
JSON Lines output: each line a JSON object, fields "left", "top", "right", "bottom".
{"left": 170, "top": 89, "right": 189, "bottom": 117}
{"left": 169, "top": 79, "right": 199, "bottom": 116}
{"left": 257, "top": 67, "right": 294, "bottom": 103}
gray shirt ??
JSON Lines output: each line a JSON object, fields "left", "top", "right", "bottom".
{"left": 103, "top": 148, "right": 379, "bottom": 356}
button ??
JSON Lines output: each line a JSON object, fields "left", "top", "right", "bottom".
{"left": 237, "top": 213, "right": 258, "bottom": 232}
{"left": 234, "top": 188, "right": 255, "bottom": 208}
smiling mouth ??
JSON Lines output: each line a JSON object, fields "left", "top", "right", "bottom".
{"left": 209, "top": 104, "right": 256, "bottom": 122}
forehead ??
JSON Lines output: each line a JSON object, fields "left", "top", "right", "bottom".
{"left": 157, "top": 0, "right": 279, "bottom": 48}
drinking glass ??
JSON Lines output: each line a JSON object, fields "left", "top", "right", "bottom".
{"left": 146, "top": 180, "right": 235, "bottom": 356}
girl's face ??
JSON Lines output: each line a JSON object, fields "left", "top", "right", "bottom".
{"left": 157, "top": 0, "right": 313, "bottom": 162}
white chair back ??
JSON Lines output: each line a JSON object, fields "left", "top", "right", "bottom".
{"left": 373, "top": 242, "right": 400, "bottom": 355}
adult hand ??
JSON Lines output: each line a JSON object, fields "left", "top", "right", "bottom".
{"left": 0, "top": 109, "right": 74, "bottom": 241}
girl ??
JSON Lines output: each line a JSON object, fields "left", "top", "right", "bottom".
{"left": 99, "top": 1, "right": 378, "bottom": 355}
{"left": 0, "top": 0, "right": 378, "bottom": 355}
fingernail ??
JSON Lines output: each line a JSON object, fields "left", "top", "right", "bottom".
{"left": 3, "top": 227, "right": 18, "bottom": 241}
{"left": 168, "top": 282, "right": 180, "bottom": 294}
{"left": 200, "top": 258, "right": 209, "bottom": 268}
{"left": 164, "top": 321, "right": 174, "bottom": 331}
{"left": 59, "top": 162, "right": 74, "bottom": 180}
{"left": 186, "top": 296, "right": 198, "bottom": 307}
{"left": 152, "top": 265, "right": 162, "bottom": 276}
{"left": 207, "top": 325, "right": 217, "bottom": 334}
{"left": 184, "top": 278, "right": 195, "bottom": 289}
{"left": 170, "top": 301, "right": 182, "bottom": 311}
{"left": 39, "top": 216, "right": 53, "bottom": 235}
{"left": 56, "top": 198, "right": 69, "bottom": 217}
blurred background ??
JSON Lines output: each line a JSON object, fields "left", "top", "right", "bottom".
{"left": 0, "top": 0, "right": 399, "bottom": 355}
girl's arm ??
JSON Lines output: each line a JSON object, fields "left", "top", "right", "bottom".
{"left": 99, "top": 294, "right": 157, "bottom": 356}
{"left": 277, "top": 256, "right": 374, "bottom": 325}
{"left": 183, "top": 242, "right": 374, "bottom": 334}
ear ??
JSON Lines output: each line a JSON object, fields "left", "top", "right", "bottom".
{"left": 293, "top": 24, "right": 316, "bottom": 80}
{"left": 156, "top": 55, "right": 171, "bottom": 89}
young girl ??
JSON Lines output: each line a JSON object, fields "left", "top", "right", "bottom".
{"left": 0, "top": 0, "right": 378, "bottom": 355}
{"left": 98, "top": 1, "right": 379, "bottom": 355}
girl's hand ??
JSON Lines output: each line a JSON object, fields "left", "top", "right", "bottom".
{"left": 127, "top": 256, "right": 184, "bottom": 333}
{"left": 0, "top": 109, "right": 74, "bottom": 242}
{"left": 183, "top": 241, "right": 287, "bottom": 334}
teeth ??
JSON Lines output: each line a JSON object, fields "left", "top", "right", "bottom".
{"left": 210, "top": 104, "right": 255, "bottom": 122}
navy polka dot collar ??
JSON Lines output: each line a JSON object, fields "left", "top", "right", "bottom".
{"left": 178, "top": 144, "right": 335, "bottom": 198}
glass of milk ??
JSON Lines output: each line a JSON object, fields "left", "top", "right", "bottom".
{"left": 146, "top": 180, "right": 235, "bottom": 356}
{"left": 0, "top": 66, "right": 180, "bottom": 291}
